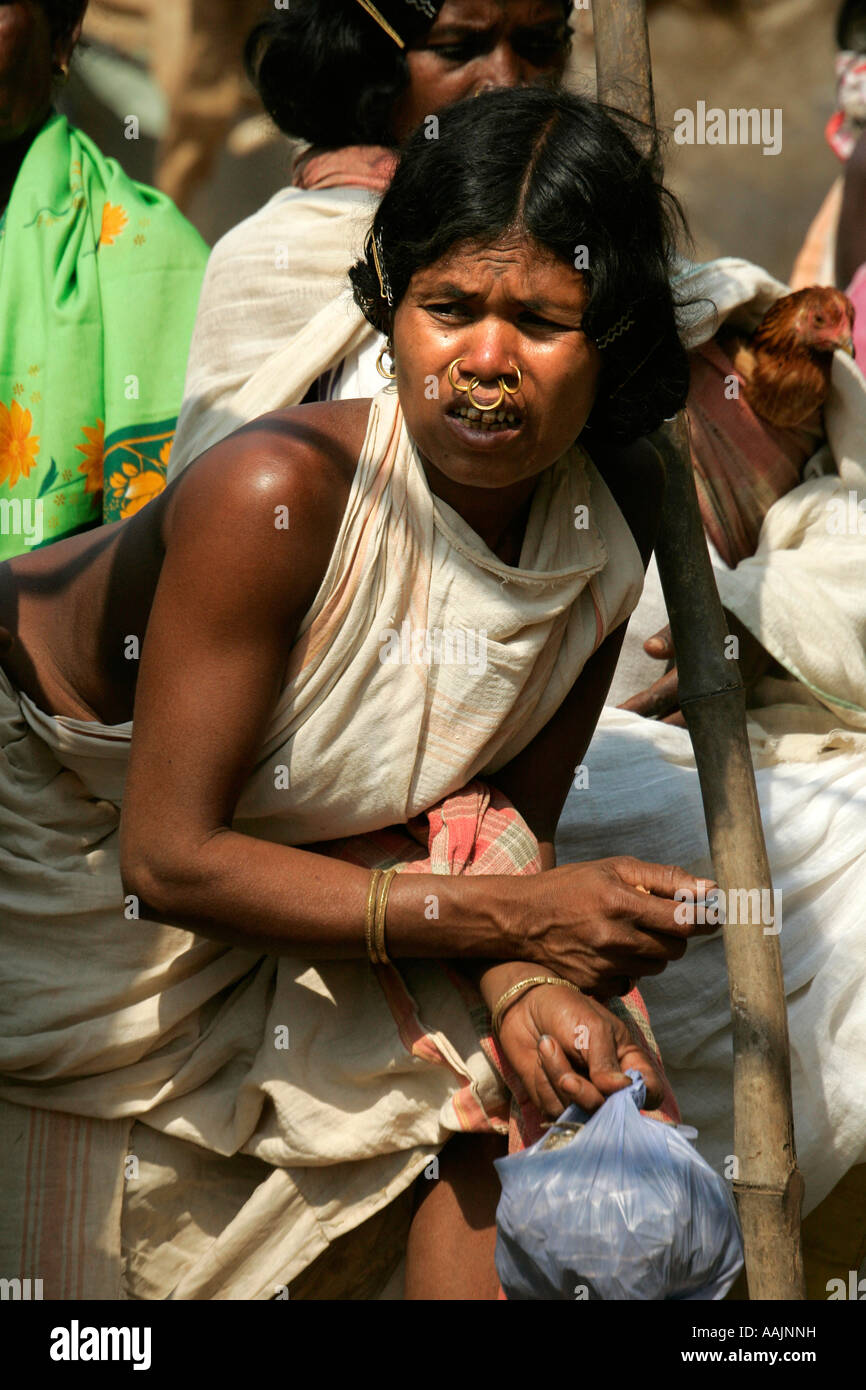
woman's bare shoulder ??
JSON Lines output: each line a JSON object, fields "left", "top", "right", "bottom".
{"left": 165, "top": 398, "right": 372, "bottom": 540}
{"left": 160, "top": 398, "right": 375, "bottom": 622}
{"left": 0, "top": 400, "right": 376, "bottom": 719}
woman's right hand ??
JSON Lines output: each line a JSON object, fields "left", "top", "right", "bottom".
{"left": 519, "top": 855, "right": 718, "bottom": 998}
{"left": 497, "top": 980, "right": 664, "bottom": 1118}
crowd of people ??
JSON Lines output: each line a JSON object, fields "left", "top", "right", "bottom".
{"left": 0, "top": 0, "right": 864, "bottom": 1301}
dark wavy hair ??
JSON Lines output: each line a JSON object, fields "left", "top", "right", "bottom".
{"left": 41, "top": 0, "right": 88, "bottom": 43}
{"left": 245, "top": 0, "right": 572, "bottom": 148}
{"left": 349, "top": 86, "right": 691, "bottom": 445}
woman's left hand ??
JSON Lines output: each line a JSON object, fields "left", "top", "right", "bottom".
{"left": 496, "top": 982, "right": 664, "bottom": 1119}
{"left": 618, "top": 611, "right": 772, "bottom": 727}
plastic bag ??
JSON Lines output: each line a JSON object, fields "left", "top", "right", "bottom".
{"left": 494, "top": 1070, "right": 743, "bottom": 1300}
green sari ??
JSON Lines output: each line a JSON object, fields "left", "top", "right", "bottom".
{"left": 0, "top": 113, "right": 207, "bottom": 560}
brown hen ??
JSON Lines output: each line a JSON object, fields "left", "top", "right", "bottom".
{"left": 718, "top": 286, "right": 856, "bottom": 428}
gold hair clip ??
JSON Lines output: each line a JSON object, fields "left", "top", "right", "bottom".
{"left": 371, "top": 232, "right": 393, "bottom": 306}
{"left": 596, "top": 310, "right": 635, "bottom": 351}
{"left": 355, "top": 0, "right": 406, "bottom": 48}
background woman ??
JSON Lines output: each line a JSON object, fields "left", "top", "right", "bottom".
{"left": 166, "top": 0, "right": 575, "bottom": 476}
{"left": 0, "top": 0, "right": 207, "bottom": 560}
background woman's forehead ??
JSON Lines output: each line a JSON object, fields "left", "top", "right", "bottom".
{"left": 431, "top": 0, "right": 570, "bottom": 19}
{"left": 358, "top": 0, "right": 572, "bottom": 56}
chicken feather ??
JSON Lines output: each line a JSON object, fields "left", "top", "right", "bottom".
{"left": 716, "top": 286, "right": 855, "bottom": 428}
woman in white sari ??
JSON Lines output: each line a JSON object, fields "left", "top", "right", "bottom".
{"left": 0, "top": 87, "right": 708, "bottom": 1300}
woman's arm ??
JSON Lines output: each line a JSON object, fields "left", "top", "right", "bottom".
{"left": 121, "top": 405, "right": 521, "bottom": 962}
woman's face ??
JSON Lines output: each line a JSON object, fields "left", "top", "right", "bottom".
{"left": 393, "top": 234, "right": 602, "bottom": 493}
{"left": 392, "top": 0, "right": 570, "bottom": 142}
{"left": 0, "top": 2, "right": 78, "bottom": 144}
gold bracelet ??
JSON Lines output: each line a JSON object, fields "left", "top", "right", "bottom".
{"left": 491, "top": 975, "right": 583, "bottom": 1038}
{"left": 373, "top": 866, "right": 399, "bottom": 966}
{"left": 364, "top": 869, "right": 383, "bottom": 965}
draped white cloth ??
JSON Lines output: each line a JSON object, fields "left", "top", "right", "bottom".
{"left": 167, "top": 185, "right": 380, "bottom": 477}
{"left": 556, "top": 706, "right": 866, "bottom": 1213}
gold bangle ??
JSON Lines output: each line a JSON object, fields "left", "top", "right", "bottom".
{"left": 373, "top": 866, "right": 399, "bottom": 966}
{"left": 491, "top": 976, "right": 583, "bottom": 1038}
{"left": 364, "top": 869, "right": 383, "bottom": 965}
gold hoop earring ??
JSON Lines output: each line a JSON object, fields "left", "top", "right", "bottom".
{"left": 376, "top": 344, "right": 396, "bottom": 380}
{"left": 447, "top": 358, "right": 470, "bottom": 393}
{"left": 501, "top": 363, "right": 522, "bottom": 396}
{"left": 466, "top": 379, "right": 506, "bottom": 412}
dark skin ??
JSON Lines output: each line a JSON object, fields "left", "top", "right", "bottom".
{"left": 0, "top": 238, "right": 717, "bottom": 1297}
{"left": 0, "top": 2, "right": 83, "bottom": 209}
{"left": 390, "top": 0, "right": 570, "bottom": 143}
{"left": 619, "top": 611, "right": 774, "bottom": 727}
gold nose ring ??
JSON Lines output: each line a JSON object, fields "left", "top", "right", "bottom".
{"left": 448, "top": 357, "right": 470, "bottom": 393}
{"left": 448, "top": 359, "right": 523, "bottom": 412}
{"left": 467, "top": 380, "right": 506, "bottom": 412}
{"left": 501, "top": 364, "right": 522, "bottom": 395}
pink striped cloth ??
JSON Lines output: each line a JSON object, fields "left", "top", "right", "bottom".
{"left": 687, "top": 339, "right": 825, "bottom": 567}
{"left": 291, "top": 143, "right": 398, "bottom": 193}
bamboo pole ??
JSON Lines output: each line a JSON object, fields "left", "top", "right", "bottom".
{"left": 592, "top": 1, "right": 806, "bottom": 1299}
{"left": 648, "top": 418, "right": 805, "bottom": 1300}
{"left": 593, "top": 0, "right": 655, "bottom": 125}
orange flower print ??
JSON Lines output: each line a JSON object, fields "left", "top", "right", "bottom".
{"left": 0, "top": 400, "right": 40, "bottom": 488}
{"left": 76, "top": 420, "right": 105, "bottom": 494}
{"left": 158, "top": 440, "right": 172, "bottom": 470}
{"left": 107, "top": 460, "right": 166, "bottom": 519}
{"left": 100, "top": 203, "right": 129, "bottom": 247}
